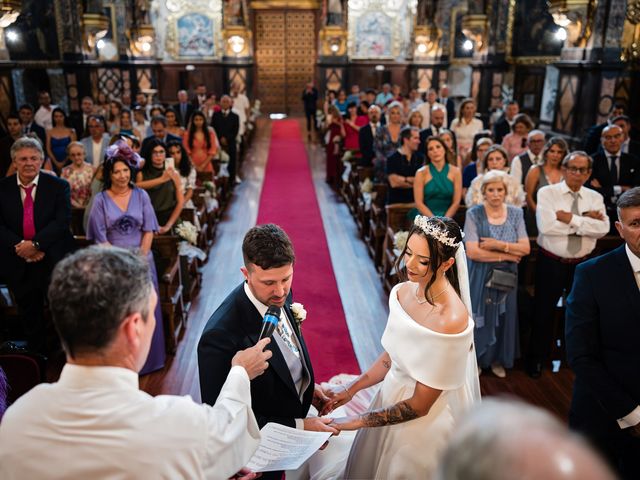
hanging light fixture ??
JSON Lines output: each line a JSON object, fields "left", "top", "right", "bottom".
{"left": 0, "top": 0, "right": 21, "bottom": 28}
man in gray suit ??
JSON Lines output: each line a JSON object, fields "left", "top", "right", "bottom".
{"left": 80, "top": 115, "right": 110, "bottom": 168}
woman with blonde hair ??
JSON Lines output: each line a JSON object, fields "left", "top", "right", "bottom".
{"left": 449, "top": 98, "right": 483, "bottom": 158}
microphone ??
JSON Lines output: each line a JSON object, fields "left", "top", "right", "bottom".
{"left": 258, "top": 305, "right": 281, "bottom": 341}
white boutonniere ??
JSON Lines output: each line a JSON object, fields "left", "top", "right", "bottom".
{"left": 290, "top": 302, "right": 307, "bottom": 327}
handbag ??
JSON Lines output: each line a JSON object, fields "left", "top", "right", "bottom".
{"left": 485, "top": 268, "right": 517, "bottom": 292}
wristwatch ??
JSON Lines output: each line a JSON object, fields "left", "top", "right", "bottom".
{"left": 31, "top": 240, "right": 40, "bottom": 250}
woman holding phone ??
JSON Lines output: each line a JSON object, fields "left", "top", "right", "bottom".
{"left": 136, "top": 138, "right": 184, "bottom": 234}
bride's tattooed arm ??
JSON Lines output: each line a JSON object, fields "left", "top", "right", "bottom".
{"left": 359, "top": 401, "right": 418, "bottom": 427}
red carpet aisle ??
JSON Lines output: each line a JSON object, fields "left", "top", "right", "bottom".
{"left": 256, "top": 120, "right": 359, "bottom": 381}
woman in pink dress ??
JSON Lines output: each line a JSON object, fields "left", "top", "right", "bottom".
{"left": 343, "top": 101, "right": 368, "bottom": 153}
{"left": 501, "top": 113, "right": 534, "bottom": 161}
{"left": 183, "top": 111, "right": 219, "bottom": 172}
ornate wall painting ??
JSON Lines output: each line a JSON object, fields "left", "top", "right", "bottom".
{"left": 348, "top": 0, "right": 416, "bottom": 60}
{"left": 162, "top": 2, "right": 223, "bottom": 60}
{"left": 354, "top": 12, "right": 393, "bottom": 57}
{"left": 177, "top": 13, "right": 216, "bottom": 57}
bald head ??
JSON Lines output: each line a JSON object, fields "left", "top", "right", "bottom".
{"left": 436, "top": 399, "right": 615, "bottom": 480}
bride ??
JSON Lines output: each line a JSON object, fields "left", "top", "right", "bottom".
{"left": 318, "top": 215, "right": 481, "bottom": 479}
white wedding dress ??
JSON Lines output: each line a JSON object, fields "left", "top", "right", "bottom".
{"left": 341, "top": 282, "right": 481, "bottom": 478}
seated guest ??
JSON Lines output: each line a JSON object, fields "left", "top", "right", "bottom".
{"left": 60, "top": 142, "right": 94, "bottom": 208}
{"left": 410, "top": 136, "right": 462, "bottom": 219}
{"left": 0, "top": 137, "right": 75, "bottom": 352}
{"left": 450, "top": 98, "right": 483, "bottom": 158}
{"left": 510, "top": 129, "right": 545, "bottom": 186}
{"left": 462, "top": 137, "right": 493, "bottom": 198}
{"left": 137, "top": 139, "right": 184, "bottom": 233}
{"left": 386, "top": 126, "right": 424, "bottom": 204}
{"left": 87, "top": 141, "right": 166, "bottom": 374}
{"left": 437, "top": 398, "right": 616, "bottom": 480}
{"left": 0, "top": 113, "right": 23, "bottom": 177}
{"left": 465, "top": 170, "right": 530, "bottom": 377}
{"left": 0, "top": 246, "right": 271, "bottom": 479}
{"left": 501, "top": 113, "right": 534, "bottom": 161}
{"left": 527, "top": 151, "right": 609, "bottom": 379}
{"left": 377, "top": 101, "right": 406, "bottom": 179}
{"left": 183, "top": 110, "right": 219, "bottom": 173}
{"left": 166, "top": 140, "right": 196, "bottom": 208}
{"left": 358, "top": 104, "right": 382, "bottom": 167}
{"left": 46, "top": 107, "right": 77, "bottom": 174}
{"left": 80, "top": 115, "right": 110, "bottom": 169}
{"left": 524, "top": 137, "right": 567, "bottom": 235}
{"left": 466, "top": 145, "right": 524, "bottom": 207}
{"left": 588, "top": 124, "right": 640, "bottom": 227}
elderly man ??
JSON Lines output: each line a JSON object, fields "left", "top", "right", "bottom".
{"left": 417, "top": 88, "right": 445, "bottom": 129}
{"left": 510, "top": 129, "right": 546, "bottom": 186}
{"left": 0, "top": 137, "right": 75, "bottom": 352}
{"left": 375, "top": 83, "right": 393, "bottom": 107}
{"left": 589, "top": 124, "right": 640, "bottom": 227}
{"left": 173, "top": 89, "right": 194, "bottom": 127}
{"left": 358, "top": 104, "right": 382, "bottom": 168}
{"left": 0, "top": 246, "right": 272, "bottom": 479}
{"left": 212, "top": 95, "right": 241, "bottom": 183}
{"left": 565, "top": 187, "right": 640, "bottom": 479}
{"left": 80, "top": 115, "right": 110, "bottom": 168}
{"left": 419, "top": 105, "right": 446, "bottom": 153}
{"left": 527, "top": 151, "right": 610, "bottom": 378}
{"left": 436, "top": 398, "right": 616, "bottom": 480}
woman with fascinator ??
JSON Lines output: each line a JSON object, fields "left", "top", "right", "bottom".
{"left": 316, "top": 216, "right": 480, "bottom": 479}
{"left": 86, "top": 140, "right": 166, "bottom": 375}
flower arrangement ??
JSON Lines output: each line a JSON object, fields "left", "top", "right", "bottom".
{"left": 342, "top": 150, "right": 354, "bottom": 162}
{"left": 291, "top": 302, "right": 307, "bottom": 327}
{"left": 175, "top": 221, "right": 199, "bottom": 245}
{"left": 203, "top": 181, "right": 217, "bottom": 197}
{"left": 393, "top": 230, "right": 409, "bottom": 252}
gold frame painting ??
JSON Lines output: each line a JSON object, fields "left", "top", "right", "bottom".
{"left": 165, "top": 9, "right": 222, "bottom": 60}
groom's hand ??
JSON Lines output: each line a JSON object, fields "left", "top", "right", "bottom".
{"left": 303, "top": 417, "right": 339, "bottom": 435}
{"left": 312, "top": 384, "right": 330, "bottom": 411}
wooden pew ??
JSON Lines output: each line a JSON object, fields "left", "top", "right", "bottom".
{"left": 178, "top": 208, "right": 204, "bottom": 303}
{"left": 363, "top": 183, "right": 388, "bottom": 269}
{"left": 152, "top": 235, "right": 187, "bottom": 355}
{"left": 381, "top": 203, "right": 416, "bottom": 292}
{"left": 71, "top": 207, "right": 86, "bottom": 236}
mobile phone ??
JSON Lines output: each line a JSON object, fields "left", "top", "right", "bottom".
{"left": 164, "top": 157, "right": 175, "bottom": 170}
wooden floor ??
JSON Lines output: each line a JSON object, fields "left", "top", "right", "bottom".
{"left": 140, "top": 117, "right": 574, "bottom": 421}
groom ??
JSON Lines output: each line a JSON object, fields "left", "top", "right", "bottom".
{"left": 198, "top": 224, "right": 337, "bottom": 479}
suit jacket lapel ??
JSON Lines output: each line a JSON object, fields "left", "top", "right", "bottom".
{"left": 238, "top": 287, "right": 300, "bottom": 398}
{"left": 9, "top": 179, "right": 23, "bottom": 235}
{"left": 614, "top": 246, "right": 640, "bottom": 313}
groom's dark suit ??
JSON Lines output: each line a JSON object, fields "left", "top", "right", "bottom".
{"left": 566, "top": 245, "right": 640, "bottom": 479}
{"left": 198, "top": 283, "right": 315, "bottom": 477}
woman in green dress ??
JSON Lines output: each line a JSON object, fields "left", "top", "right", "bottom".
{"left": 411, "top": 136, "right": 462, "bottom": 219}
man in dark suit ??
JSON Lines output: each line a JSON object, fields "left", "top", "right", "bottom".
{"left": 0, "top": 113, "right": 23, "bottom": 177}
{"left": 211, "top": 95, "right": 240, "bottom": 182}
{"left": 18, "top": 104, "right": 46, "bottom": 147}
{"left": 419, "top": 105, "right": 446, "bottom": 153}
{"left": 173, "top": 90, "right": 195, "bottom": 128}
{"left": 582, "top": 103, "right": 627, "bottom": 155}
{"left": 140, "top": 115, "right": 181, "bottom": 160}
{"left": 566, "top": 187, "right": 640, "bottom": 479}
{"left": 302, "top": 82, "right": 319, "bottom": 136}
{"left": 198, "top": 224, "right": 337, "bottom": 480}
{"left": 358, "top": 104, "right": 380, "bottom": 167}
{"left": 69, "top": 96, "right": 95, "bottom": 139}
{"left": 191, "top": 83, "right": 207, "bottom": 109}
{"left": 588, "top": 125, "right": 640, "bottom": 228}
{"left": 492, "top": 100, "right": 519, "bottom": 144}
{"left": 612, "top": 115, "right": 640, "bottom": 159}
{"left": 438, "top": 84, "right": 456, "bottom": 127}
{"left": 0, "top": 137, "right": 75, "bottom": 352}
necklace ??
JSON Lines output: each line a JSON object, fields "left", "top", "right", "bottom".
{"left": 415, "top": 283, "right": 449, "bottom": 304}
{"left": 111, "top": 187, "right": 130, "bottom": 197}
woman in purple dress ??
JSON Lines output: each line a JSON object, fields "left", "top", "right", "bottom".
{"left": 86, "top": 140, "right": 166, "bottom": 375}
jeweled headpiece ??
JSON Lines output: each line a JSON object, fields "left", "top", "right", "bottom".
{"left": 104, "top": 140, "right": 142, "bottom": 170}
{"left": 413, "top": 215, "right": 462, "bottom": 248}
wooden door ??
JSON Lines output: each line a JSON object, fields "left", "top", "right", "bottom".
{"left": 255, "top": 10, "right": 316, "bottom": 114}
